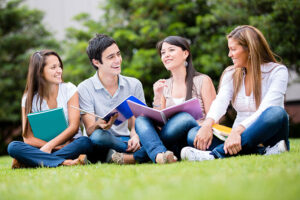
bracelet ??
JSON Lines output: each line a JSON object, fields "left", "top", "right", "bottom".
{"left": 152, "top": 102, "right": 161, "bottom": 108}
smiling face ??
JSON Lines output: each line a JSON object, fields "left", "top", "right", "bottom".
{"left": 228, "top": 38, "right": 249, "bottom": 68}
{"left": 93, "top": 43, "right": 122, "bottom": 76}
{"left": 160, "top": 42, "right": 188, "bottom": 71}
{"left": 43, "top": 55, "right": 63, "bottom": 85}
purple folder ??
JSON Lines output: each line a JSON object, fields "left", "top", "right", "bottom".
{"left": 127, "top": 98, "right": 203, "bottom": 125}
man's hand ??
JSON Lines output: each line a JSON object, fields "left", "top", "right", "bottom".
{"left": 96, "top": 113, "right": 118, "bottom": 130}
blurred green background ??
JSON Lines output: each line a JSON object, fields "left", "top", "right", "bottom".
{"left": 1, "top": 0, "right": 300, "bottom": 155}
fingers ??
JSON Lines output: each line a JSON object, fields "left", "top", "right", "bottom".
{"left": 224, "top": 142, "right": 241, "bottom": 155}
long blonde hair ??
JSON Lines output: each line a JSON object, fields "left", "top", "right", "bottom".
{"left": 227, "top": 25, "right": 279, "bottom": 108}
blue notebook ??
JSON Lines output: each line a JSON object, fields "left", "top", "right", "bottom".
{"left": 102, "top": 95, "right": 146, "bottom": 125}
{"left": 27, "top": 107, "right": 68, "bottom": 142}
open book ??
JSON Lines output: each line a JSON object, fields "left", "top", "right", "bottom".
{"left": 127, "top": 98, "right": 203, "bottom": 125}
{"left": 27, "top": 107, "right": 68, "bottom": 142}
{"left": 212, "top": 124, "right": 232, "bottom": 141}
{"left": 72, "top": 95, "right": 146, "bottom": 126}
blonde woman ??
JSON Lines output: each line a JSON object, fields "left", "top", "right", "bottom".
{"left": 181, "top": 25, "right": 289, "bottom": 161}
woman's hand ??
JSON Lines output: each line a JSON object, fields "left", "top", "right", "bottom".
{"left": 40, "top": 143, "right": 54, "bottom": 153}
{"left": 127, "top": 135, "right": 140, "bottom": 153}
{"left": 223, "top": 125, "right": 245, "bottom": 155}
{"left": 153, "top": 79, "right": 167, "bottom": 100}
{"left": 194, "top": 125, "right": 213, "bottom": 150}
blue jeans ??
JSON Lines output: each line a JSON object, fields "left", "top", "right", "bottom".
{"left": 89, "top": 129, "right": 149, "bottom": 163}
{"left": 7, "top": 136, "right": 93, "bottom": 167}
{"left": 135, "top": 112, "right": 199, "bottom": 162}
{"left": 187, "top": 106, "right": 290, "bottom": 158}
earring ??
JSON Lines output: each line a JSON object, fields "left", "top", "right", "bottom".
{"left": 184, "top": 61, "right": 188, "bottom": 67}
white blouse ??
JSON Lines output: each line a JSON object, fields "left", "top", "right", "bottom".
{"left": 206, "top": 62, "right": 288, "bottom": 129}
{"left": 22, "top": 82, "right": 82, "bottom": 138}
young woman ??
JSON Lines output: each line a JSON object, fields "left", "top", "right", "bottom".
{"left": 181, "top": 25, "right": 289, "bottom": 161}
{"left": 7, "top": 50, "right": 92, "bottom": 168}
{"left": 119, "top": 36, "right": 216, "bottom": 164}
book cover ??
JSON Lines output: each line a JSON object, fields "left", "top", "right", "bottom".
{"left": 27, "top": 107, "right": 68, "bottom": 142}
{"left": 127, "top": 98, "right": 203, "bottom": 125}
{"left": 102, "top": 95, "right": 146, "bottom": 125}
{"left": 212, "top": 124, "right": 232, "bottom": 141}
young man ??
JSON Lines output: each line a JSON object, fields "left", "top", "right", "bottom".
{"left": 78, "top": 34, "right": 148, "bottom": 164}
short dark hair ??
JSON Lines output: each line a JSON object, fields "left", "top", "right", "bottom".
{"left": 86, "top": 34, "right": 116, "bottom": 70}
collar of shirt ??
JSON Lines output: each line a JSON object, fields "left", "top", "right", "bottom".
{"left": 90, "top": 71, "right": 125, "bottom": 91}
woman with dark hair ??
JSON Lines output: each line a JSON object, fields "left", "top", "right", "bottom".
{"left": 7, "top": 50, "right": 92, "bottom": 168}
{"left": 112, "top": 36, "right": 216, "bottom": 164}
{"left": 181, "top": 25, "right": 289, "bottom": 161}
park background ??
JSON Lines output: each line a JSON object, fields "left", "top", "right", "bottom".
{"left": 0, "top": 0, "right": 300, "bottom": 156}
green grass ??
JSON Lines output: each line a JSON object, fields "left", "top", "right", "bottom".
{"left": 1, "top": 139, "right": 300, "bottom": 200}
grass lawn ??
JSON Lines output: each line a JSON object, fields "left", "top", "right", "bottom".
{"left": 1, "top": 139, "right": 300, "bottom": 200}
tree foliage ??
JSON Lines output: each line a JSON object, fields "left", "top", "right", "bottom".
{"left": 63, "top": 0, "right": 300, "bottom": 105}
{"left": 0, "top": 0, "right": 58, "bottom": 123}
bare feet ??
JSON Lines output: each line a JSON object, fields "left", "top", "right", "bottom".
{"left": 11, "top": 158, "right": 27, "bottom": 169}
{"left": 62, "top": 154, "right": 87, "bottom": 166}
{"left": 156, "top": 151, "right": 177, "bottom": 164}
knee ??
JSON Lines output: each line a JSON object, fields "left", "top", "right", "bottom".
{"left": 174, "top": 112, "right": 196, "bottom": 124}
{"left": 135, "top": 116, "right": 153, "bottom": 135}
{"left": 89, "top": 130, "right": 112, "bottom": 147}
{"left": 76, "top": 136, "right": 92, "bottom": 147}
{"left": 187, "top": 127, "right": 199, "bottom": 146}
{"left": 263, "top": 106, "right": 288, "bottom": 124}
{"left": 7, "top": 141, "right": 22, "bottom": 157}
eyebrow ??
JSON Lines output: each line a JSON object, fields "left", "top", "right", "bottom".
{"left": 106, "top": 51, "right": 121, "bottom": 58}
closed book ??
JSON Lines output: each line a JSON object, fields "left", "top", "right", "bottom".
{"left": 212, "top": 124, "right": 232, "bottom": 141}
{"left": 27, "top": 107, "right": 68, "bottom": 142}
{"left": 127, "top": 98, "right": 203, "bottom": 125}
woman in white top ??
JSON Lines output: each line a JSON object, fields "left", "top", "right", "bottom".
{"left": 7, "top": 50, "right": 92, "bottom": 168}
{"left": 181, "top": 25, "right": 290, "bottom": 161}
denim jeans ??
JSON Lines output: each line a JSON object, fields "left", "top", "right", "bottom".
{"left": 89, "top": 129, "right": 149, "bottom": 163}
{"left": 7, "top": 136, "right": 93, "bottom": 167}
{"left": 187, "top": 106, "right": 290, "bottom": 158}
{"left": 135, "top": 112, "right": 199, "bottom": 162}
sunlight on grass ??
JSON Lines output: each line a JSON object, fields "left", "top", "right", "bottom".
{"left": 1, "top": 139, "right": 300, "bottom": 200}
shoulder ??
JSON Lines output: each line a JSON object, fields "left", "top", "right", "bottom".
{"left": 78, "top": 76, "right": 93, "bottom": 91}
{"left": 193, "top": 74, "right": 212, "bottom": 83}
{"left": 120, "top": 75, "right": 142, "bottom": 87}
{"left": 61, "top": 82, "right": 77, "bottom": 90}
{"left": 262, "top": 62, "right": 288, "bottom": 77}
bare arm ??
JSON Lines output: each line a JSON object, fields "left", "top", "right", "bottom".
{"left": 82, "top": 111, "right": 117, "bottom": 136}
{"left": 38, "top": 92, "right": 83, "bottom": 153}
{"left": 201, "top": 75, "right": 216, "bottom": 115}
{"left": 153, "top": 79, "right": 167, "bottom": 110}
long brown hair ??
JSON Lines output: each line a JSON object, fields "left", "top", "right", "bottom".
{"left": 156, "top": 36, "right": 200, "bottom": 100}
{"left": 23, "top": 50, "right": 63, "bottom": 137}
{"left": 227, "top": 25, "right": 278, "bottom": 108}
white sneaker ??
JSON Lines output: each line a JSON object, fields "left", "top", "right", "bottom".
{"left": 264, "top": 140, "right": 288, "bottom": 155}
{"left": 181, "top": 147, "right": 215, "bottom": 161}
